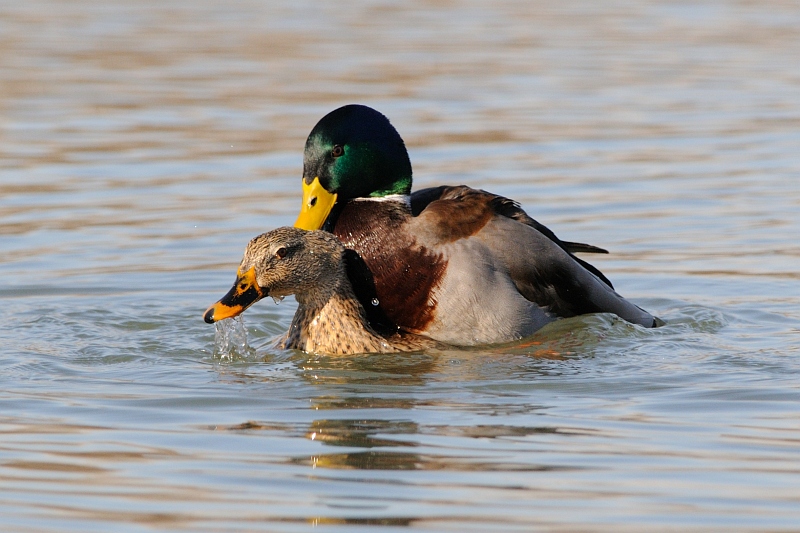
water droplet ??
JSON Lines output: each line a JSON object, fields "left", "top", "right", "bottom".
{"left": 371, "top": 298, "right": 379, "bottom": 306}
{"left": 213, "top": 315, "right": 254, "bottom": 361}
{"left": 272, "top": 295, "right": 284, "bottom": 304}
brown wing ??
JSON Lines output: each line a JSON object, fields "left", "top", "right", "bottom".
{"left": 412, "top": 192, "right": 658, "bottom": 328}
{"left": 411, "top": 185, "right": 614, "bottom": 288}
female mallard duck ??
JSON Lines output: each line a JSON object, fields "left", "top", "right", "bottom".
{"left": 224, "top": 105, "right": 658, "bottom": 345}
{"left": 203, "top": 227, "right": 437, "bottom": 355}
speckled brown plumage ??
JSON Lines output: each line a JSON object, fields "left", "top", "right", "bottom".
{"left": 281, "top": 290, "right": 393, "bottom": 354}
{"left": 280, "top": 290, "right": 436, "bottom": 355}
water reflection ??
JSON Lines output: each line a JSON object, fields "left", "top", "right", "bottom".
{"left": 310, "top": 396, "right": 428, "bottom": 411}
{"left": 294, "top": 451, "right": 574, "bottom": 472}
{"left": 297, "top": 353, "right": 439, "bottom": 386}
{"left": 306, "top": 518, "right": 415, "bottom": 527}
{"left": 306, "top": 419, "right": 419, "bottom": 449}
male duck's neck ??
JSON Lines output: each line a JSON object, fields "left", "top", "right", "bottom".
{"left": 353, "top": 194, "right": 411, "bottom": 207}
{"left": 326, "top": 194, "right": 411, "bottom": 233}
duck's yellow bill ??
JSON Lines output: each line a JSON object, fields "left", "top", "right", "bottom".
{"left": 293, "top": 176, "right": 337, "bottom": 230}
{"left": 203, "top": 267, "right": 263, "bottom": 323}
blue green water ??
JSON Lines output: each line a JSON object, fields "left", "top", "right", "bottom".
{"left": 1, "top": 1, "right": 799, "bottom": 531}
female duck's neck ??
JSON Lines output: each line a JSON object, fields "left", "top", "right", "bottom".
{"left": 285, "top": 288, "right": 394, "bottom": 355}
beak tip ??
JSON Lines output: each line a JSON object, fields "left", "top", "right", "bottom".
{"left": 203, "top": 307, "right": 216, "bottom": 324}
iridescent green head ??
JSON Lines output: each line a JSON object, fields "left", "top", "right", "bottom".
{"left": 295, "top": 105, "right": 413, "bottom": 230}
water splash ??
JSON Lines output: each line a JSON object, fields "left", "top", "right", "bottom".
{"left": 213, "top": 316, "right": 255, "bottom": 361}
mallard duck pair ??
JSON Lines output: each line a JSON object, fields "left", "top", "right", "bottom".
{"left": 204, "top": 105, "right": 659, "bottom": 355}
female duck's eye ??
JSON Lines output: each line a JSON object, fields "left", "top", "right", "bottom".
{"left": 276, "top": 247, "right": 287, "bottom": 259}
{"left": 331, "top": 145, "right": 344, "bottom": 158}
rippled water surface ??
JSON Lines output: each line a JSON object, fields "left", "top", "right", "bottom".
{"left": 2, "top": 1, "right": 799, "bottom": 531}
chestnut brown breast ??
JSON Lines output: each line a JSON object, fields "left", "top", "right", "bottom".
{"left": 332, "top": 200, "right": 447, "bottom": 333}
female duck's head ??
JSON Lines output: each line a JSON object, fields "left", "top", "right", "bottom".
{"left": 203, "top": 227, "right": 345, "bottom": 323}
{"left": 295, "top": 105, "right": 413, "bottom": 230}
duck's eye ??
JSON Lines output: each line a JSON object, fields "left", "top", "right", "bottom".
{"left": 275, "top": 247, "right": 287, "bottom": 259}
{"left": 331, "top": 145, "right": 344, "bottom": 158}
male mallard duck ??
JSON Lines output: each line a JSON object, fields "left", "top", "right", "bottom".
{"left": 287, "top": 104, "right": 660, "bottom": 345}
{"left": 203, "top": 227, "right": 437, "bottom": 355}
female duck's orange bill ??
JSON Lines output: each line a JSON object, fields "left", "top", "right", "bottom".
{"left": 203, "top": 267, "right": 263, "bottom": 323}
